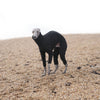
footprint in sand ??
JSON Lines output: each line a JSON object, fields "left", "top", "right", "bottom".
{"left": 91, "top": 70, "right": 100, "bottom": 75}
{"left": 24, "top": 61, "right": 31, "bottom": 66}
{"left": 24, "top": 63, "right": 29, "bottom": 66}
{"left": 65, "top": 82, "right": 72, "bottom": 86}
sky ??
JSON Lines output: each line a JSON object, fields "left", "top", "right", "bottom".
{"left": 0, "top": 0, "right": 100, "bottom": 40}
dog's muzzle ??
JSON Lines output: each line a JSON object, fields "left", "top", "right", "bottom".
{"left": 32, "top": 35, "right": 37, "bottom": 39}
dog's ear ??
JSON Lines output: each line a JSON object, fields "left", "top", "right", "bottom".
{"left": 37, "top": 28, "right": 40, "bottom": 32}
{"left": 32, "top": 30, "right": 34, "bottom": 33}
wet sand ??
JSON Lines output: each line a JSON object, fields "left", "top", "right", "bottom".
{"left": 0, "top": 34, "right": 100, "bottom": 100}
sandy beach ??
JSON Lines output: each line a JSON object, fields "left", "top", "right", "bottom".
{"left": 0, "top": 34, "right": 100, "bottom": 100}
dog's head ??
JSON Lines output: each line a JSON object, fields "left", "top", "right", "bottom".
{"left": 32, "top": 28, "right": 41, "bottom": 39}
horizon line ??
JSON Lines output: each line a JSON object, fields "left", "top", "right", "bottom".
{"left": 0, "top": 33, "right": 100, "bottom": 40}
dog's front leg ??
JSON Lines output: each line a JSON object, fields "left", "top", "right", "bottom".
{"left": 48, "top": 63, "right": 51, "bottom": 75}
{"left": 40, "top": 50, "right": 46, "bottom": 76}
{"left": 42, "top": 67, "right": 46, "bottom": 76}
{"left": 48, "top": 52, "right": 52, "bottom": 75}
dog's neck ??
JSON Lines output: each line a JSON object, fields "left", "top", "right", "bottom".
{"left": 33, "top": 33, "right": 44, "bottom": 47}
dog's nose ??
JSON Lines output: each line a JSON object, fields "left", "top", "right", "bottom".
{"left": 32, "top": 35, "right": 37, "bottom": 39}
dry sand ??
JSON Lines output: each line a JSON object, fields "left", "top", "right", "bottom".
{"left": 0, "top": 34, "right": 100, "bottom": 100}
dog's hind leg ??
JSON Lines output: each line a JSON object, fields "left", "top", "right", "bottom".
{"left": 63, "top": 64, "right": 68, "bottom": 74}
{"left": 52, "top": 65, "right": 59, "bottom": 74}
{"left": 52, "top": 47, "right": 59, "bottom": 74}
{"left": 59, "top": 48, "right": 68, "bottom": 74}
